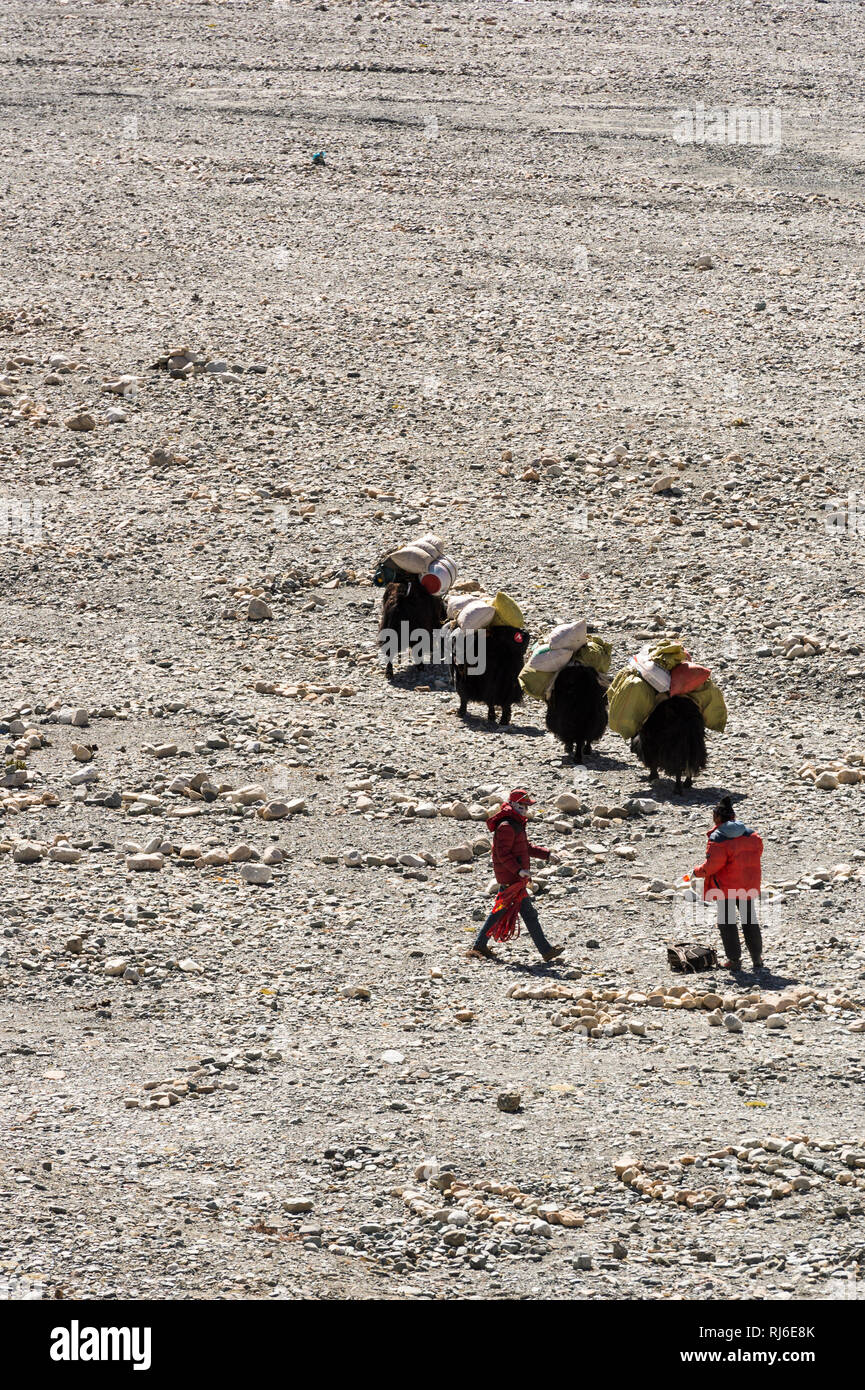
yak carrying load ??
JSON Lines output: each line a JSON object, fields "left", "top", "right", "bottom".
{"left": 375, "top": 534, "right": 456, "bottom": 680}
{"left": 518, "top": 623, "right": 612, "bottom": 763}
{"left": 609, "top": 639, "right": 727, "bottom": 792}
{"left": 448, "top": 589, "right": 529, "bottom": 727}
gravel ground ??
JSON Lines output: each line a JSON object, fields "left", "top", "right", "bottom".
{"left": 1, "top": 0, "right": 865, "bottom": 1302}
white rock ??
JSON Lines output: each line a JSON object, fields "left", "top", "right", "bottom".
{"left": 126, "top": 853, "right": 164, "bottom": 872}
{"left": 226, "top": 784, "right": 267, "bottom": 805}
{"left": 240, "top": 864, "right": 272, "bottom": 885}
{"left": 48, "top": 845, "right": 82, "bottom": 864}
{"left": 13, "top": 840, "right": 46, "bottom": 863}
{"left": 68, "top": 767, "right": 99, "bottom": 786}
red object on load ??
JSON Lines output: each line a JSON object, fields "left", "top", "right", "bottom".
{"left": 487, "top": 878, "right": 528, "bottom": 942}
{"left": 670, "top": 661, "right": 711, "bottom": 696}
{"left": 420, "top": 572, "right": 441, "bottom": 593}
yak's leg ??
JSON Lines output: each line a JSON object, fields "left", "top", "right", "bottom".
{"left": 499, "top": 706, "right": 511, "bottom": 727}
{"left": 487, "top": 705, "right": 498, "bottom": 725}
{"left": 684, "top": 775, "right": 693, "bottom": 789}
{"left": 675, "top": 773, "right": 683, "bottom": 794}
{"left": 565, "top": 741, "right": 575, "bottom": 761}
{"left": 385, "top": 660, "right": 394, "bottom": 680}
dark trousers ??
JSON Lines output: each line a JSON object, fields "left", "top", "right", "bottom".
{"left": 473, "top": 894, "right": 552, "bottom": 957}
{"left": 715, "top": 894, "right": 762, "bottom": 965}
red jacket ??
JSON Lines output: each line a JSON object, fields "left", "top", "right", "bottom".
{"left": 487, "top": 803, "right": 550, "bottom": 885}
{"left": 694, "top": 823, "right": 763, "bottom": 900}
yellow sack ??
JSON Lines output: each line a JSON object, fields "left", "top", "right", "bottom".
{"left": 518, "top": 665, "right": 555, "bottom": 701}
{"left": 686, "top": 678, "right": 728, "bottom": 733}
{"left": 574, "top": 635, "right": 612, "bottom": 675}
{"left": 491, "top": 591, "right": 525, "bottom": 628}
{"left": 649, "top": 639, "right": 689, "bottom": 671}
{"left": 608, "top": 667, "right": 661, "bottom": 740}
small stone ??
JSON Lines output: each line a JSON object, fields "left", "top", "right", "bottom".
{"left": 497, "top": 1091, "right": 522, "bottom": 1113}
{"left": 48, "top": 845, "right": 82, "bottom": 864}
{"left": 283, "top": 1197, "right": 314, "bottom": 1214}
{"left": 244, "top": 597, "right": 273, "bottom": 622}
{"left": 65, "top": 411, "right": 96, "bottom": 431}
{"left": 13, "top": 841, "right": 46, "bottom": 863}
{"left": 723, "top": 1013, "right": 743, "bottom": 1033}
{"left": 126, "top": 853, "right": 164, "bottom": 872}
{"left": 103, "top": 958, "right": 129, "bottom": 976}
{"left": 240, "top": 863, "right": 272, "bottom": 885}
{"left": 815, "top": 772, "right": 840, "bottom": 790}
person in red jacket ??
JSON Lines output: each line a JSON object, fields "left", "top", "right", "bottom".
{"left": 693, "top": 795, "right": 765, "bottom": 973}
{"left": 467, "top": 789, "right": 564, "bottom": 963}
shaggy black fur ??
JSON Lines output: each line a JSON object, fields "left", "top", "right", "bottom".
{"left": 631, "top": 694, "right": 708, "bottom": 793}
{"left": 378, "top": 580, "right": 446, "bottom": 680}
{"left": 545, "top": 662, "right": 608, "bottom": 762}
{"left": 452, "top": 624, "right": 529, "bottom": 726}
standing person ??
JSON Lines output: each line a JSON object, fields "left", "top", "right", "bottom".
{"left": 467, "top": 789, "right": 564, "bottom": 963}
{"left": 693, "top": 795, "right": 765, "bottom": 973}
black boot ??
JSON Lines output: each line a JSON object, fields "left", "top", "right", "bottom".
{"left": 743, "top": 923, "right": 764, "bottom": 970}
{"left": 719, "top": 922, "right": 742, "bottom": 970}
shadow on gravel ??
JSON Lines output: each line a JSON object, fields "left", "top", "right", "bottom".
{"left": 560, "top": 751, "right": 633, "bottom": 772}
{"left": 627, "top": 780, "right": 731, "bottom": 802}
{"left": 452, "top": 712, "right": 547, "bottom": 735}
{"left": 387, "top": 663, "right": 450, "bottom": 689}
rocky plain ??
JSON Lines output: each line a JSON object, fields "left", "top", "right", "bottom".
{"left": 1, "top": 0, "right": 865, "bottom": 1302}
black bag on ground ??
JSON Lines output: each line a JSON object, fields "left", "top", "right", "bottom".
{"left": 667, "top": 941, "right": 718, "bottom": 973}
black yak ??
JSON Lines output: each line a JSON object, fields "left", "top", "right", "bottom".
{"left": 378, "top": 579, "right": 446, "bottom": 681}
{"left": 545, "top": 662, "right": 608, "bottom": 762}
{"left": 452, "top": 624, "right": 529, "bottom": 726}
{"left": 631, "top": 694, "right": 708, "bottom": 793}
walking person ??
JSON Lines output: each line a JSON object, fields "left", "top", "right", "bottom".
{"left": 693, "top": 795, "right": 765, "bottom": 974}
{"left": 467, "top": 788, "right": 564, "bottom": 963}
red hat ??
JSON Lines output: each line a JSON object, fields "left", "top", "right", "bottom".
{"left": 509, "top": 788, "right": 535, "bottom": 806}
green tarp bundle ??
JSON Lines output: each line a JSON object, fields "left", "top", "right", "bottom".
{"left": 608, "top": 667, "right": 661, "bottom": 739}
{"left": 609, "top": 667, "right": 728, "bottom": 739}
{"left": 687, "top": 678, "right": 728, "bottom": 732}
{"left": 648, "top": 638, "right": 689, "bottom": 671}
{"left": 574, "top": 635, "right": 613, "bottom": 675}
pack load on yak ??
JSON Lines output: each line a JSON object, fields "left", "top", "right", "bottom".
{"left": 446, "top": 589, "right": 525, "bottom": 631}
{"left": 373, "top": 533, "right": 458, "bottom": 597}
{"left": 518, "top": 622, "right": 611, "bottom": 702}
{"left": 608, "top": 640, "right": 726, "bottom": 740}
{"left": 608, "top": 639, "right": 727, "bottom": 792}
